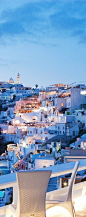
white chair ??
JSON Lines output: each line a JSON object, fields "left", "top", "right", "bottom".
{"left": 46, "top": 161, "right": 79, "bottom": 217}
{"left": 6, "top": 170, "right": 51, "bottom": 217}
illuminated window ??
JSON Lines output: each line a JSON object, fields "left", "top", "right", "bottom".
{"left": 62, "top": 178, "right": 68, "bottom": 188}
{"left": 61, "top": 103, "right": 63, "bottom": 107}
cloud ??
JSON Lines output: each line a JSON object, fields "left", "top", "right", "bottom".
{"left": 0, "top": 63, "right": 8, "bottom": 66}
{"left": 49, "top": 0, "right": 86, "bottom": 43}
{"left": 0, "top": 57, "right": 20, "bottom": 66}
{"left": 0, "top": 0, "right": 86, "bottom": 44}
{"left": 0, "top": 2, "right": 48, "bottom": 39}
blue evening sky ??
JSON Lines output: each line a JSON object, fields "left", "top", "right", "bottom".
{"left": 0, "top": 0, "right": 86, "bottom": 87}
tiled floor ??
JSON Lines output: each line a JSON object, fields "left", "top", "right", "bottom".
{"left": 76, "top": 211, "right": 86, "bottom": 217}
{"left": 46, "top": 203, "right": 86, "bottom": 217}
{"left": 1, "top": 211, "right": 86, "bottom": 217}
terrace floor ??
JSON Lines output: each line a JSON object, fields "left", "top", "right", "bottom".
{"left": 46, "top": 194, "right": 86, "bottom": 217}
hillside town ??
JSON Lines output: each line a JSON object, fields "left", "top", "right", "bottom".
{"left": 0, "top": 74, "right": 86, "bottom": 214}
{"left": 0, "top": 0, "right": 86, "bottom": 216}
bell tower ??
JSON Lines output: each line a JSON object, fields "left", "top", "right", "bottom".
{"left": 17, "top": 73, "right": 20, "bottom": 84}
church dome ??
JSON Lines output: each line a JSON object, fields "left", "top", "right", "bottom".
{"left": 9, "top": 78, "right": 14, "bottom": 85}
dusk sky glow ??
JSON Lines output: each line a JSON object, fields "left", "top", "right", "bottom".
{"left": 0, "top": 0, "right": 86, "bottom": 87}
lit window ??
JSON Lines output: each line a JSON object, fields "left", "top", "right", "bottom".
{"left": 61, "top": 103, "right": 63, "bottom": 107}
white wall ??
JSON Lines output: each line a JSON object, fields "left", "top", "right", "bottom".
{"left": 55, "top": 123, "right": 65, "bottom": 135}
{"left": 76, "top": 115, "right": 86, "bottom": 126}
{"left": 66, "top": 97, "right": 71, "bottom": 108}
{"left": 27, "top": 127, "right": 36, "bottom": 136}
{"left": 20, "top": 112, "right": 41, "bottom": 122}
{"left": 54, "top": 98, "right": 66, "bottom": 110}
{"left": 35, "top": 158, "right": 54, "bottom": 169}
{"left": 20, "top": 146, "right": 35, "bottom": 156}
{"left": 8, "top": 126, "right": 17, "bottom": 134}
{"left": 71, "top": 88, "right": 86, "bottom": 111}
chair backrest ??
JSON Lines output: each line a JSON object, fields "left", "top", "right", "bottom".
{"left": 17, "top": 170, "right": 51, "bottom": 217}
{"left": 67, "top": 161, "right": 79, "bottom": 202}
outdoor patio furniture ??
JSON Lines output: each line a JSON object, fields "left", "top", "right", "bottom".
{"left": 6, "top": 170, "right": 51, "bottom": 217}
{"left": 46, "top": 161, "right": 79, "bottom": 217}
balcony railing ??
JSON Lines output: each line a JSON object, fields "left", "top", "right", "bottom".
{"left": 0, "top": 159, "right": 86, "bottom": 216}
{"left": 0, "top": 172, "right": 86, "bottom": 216}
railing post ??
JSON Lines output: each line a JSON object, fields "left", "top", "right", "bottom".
{"left": 81, "top": 181, "right": 86, "bottom": 198}
{"left": 13, "top": 185, "right": 18, "bottom": 205}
